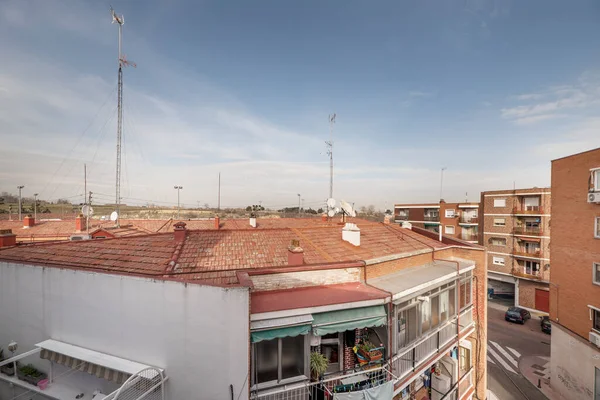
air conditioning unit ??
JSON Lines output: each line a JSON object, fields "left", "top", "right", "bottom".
{"left": 590, "top": 331, "right": 600, "bottom": 348}
{"left": 588, "top": 192, "right": 600, "bottom": 203}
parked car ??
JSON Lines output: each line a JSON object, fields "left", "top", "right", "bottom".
{"left": 504, "top": 307, "right": 531, "bottom": 324}
{"left": 540, "top": 316, "right": 551, "bottom": 334}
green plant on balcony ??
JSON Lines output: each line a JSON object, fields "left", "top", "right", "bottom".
{"left": 17, "top": 363, "right": 47, "bottom": 386}
{"left": 310, "top": 351, "right": 329, "bottom": 380}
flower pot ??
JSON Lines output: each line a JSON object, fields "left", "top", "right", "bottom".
{"left": 0, "top": 364, "right": 15, "bottom": 376}
{"left": 21, "top": 372, "right": 47, "bottom": 386}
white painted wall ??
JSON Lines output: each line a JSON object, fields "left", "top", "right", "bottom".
{"left": 0, "top": 262, "right": 250, "bottom": 400}
{"left": 551, "top": 323, "right": 600, "bottom": 400}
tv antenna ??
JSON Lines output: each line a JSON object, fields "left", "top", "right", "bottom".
{"left": 325, "top": 113, "right": 336, "bottom": 199}
{"left": 110, "top": 6, "right": 136, "bottom": 227}
{"left": 339, "top": 200, "right": 356, "bottom": 223}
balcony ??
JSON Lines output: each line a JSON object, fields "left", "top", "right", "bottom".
{"left": 512, "top": 269, "right": 542, "bottom": 280}
{"left": 395, "top": 214, "right": 409, "bottom": 222}
{"left": 513, "top": 227, "right": 543, "bottom": 236}
{"left": 512, "top": 249, "right": 542, "bottom": 259}
{"left": 513, "top": 206, "right": 544, "bottom": 215}
{"left": 424, "top": 215, "right": 440, "bottom": 222}
{"left": 391, "top": 306, "right": 474, "bottom": 381}
{"left": 460, "top": 234, "right": 479, "bottom": 242}
{"left": 459, "top": 216, "right": 478, "bottom": 225}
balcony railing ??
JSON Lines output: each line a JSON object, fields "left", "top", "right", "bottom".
{"left": 424, "top": 215, "right": 440, "bottom": 222}
{"left": 512, "top": 270, "right": 542, "bottom": 280}
{"left": 459, "top": 217, "right": 478, "bottom": 224}
{"left": 460, "top": 234, "right": 478, "bottom": 242}
{"left": 395, "top": 214, "right": 409, "bottom": 221}
{"left": 459, "top": 306, "right": 474, "bottom": 331}
{"left": 513, "top": 227, "right": 543, "bottom": 236}
{"left": 513, "top": 206, "right": 544, "bottom": 214}
{"left": 512, "top": 249, "right": 541, "bottom": 258}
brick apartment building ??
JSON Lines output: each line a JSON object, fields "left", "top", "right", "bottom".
{"left": 394, "top": 201, "right": 479, "bottom": 243}
{"left": 480, "top": 187, "right": 551, "bottom": 312}
{"left": 549, "top": 148, "right": 600, "bottom": 400}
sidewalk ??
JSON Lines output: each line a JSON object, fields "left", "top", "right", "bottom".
{"left": 519, "top": 355, "right": 565, "bottom": 400}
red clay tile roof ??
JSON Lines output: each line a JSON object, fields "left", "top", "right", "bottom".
{"left": 0, "top": 220, "right": 444, "bottom": 285}
{"left": 251, "top": 282, "right": 389, "bottom": 314}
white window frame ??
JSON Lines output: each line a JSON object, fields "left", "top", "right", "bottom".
{"left": 445, "top": 225, "right": 455, "bottom": 234}
{"left": 592, "top": 169, "right": 600, "bottom": 191}
{"left": 595, "top": 217, "right": 600, "bottom": 239}
{"left": 494, "top": 199, "right": 506, "bottom": 207}
{"left": 491, "top": 237, "right": 507, "bottom": 246}
{"left": 594, "top": 309, "right": 600, "bottom": 334}
{"left": 493, "top": 256, "right": 505, "bottom": 266}
{"left": 445, "top": 209, "right": 455, "bottom": 218}
{"left": 493, "top": 218, "right": 506, "bottom": 227}
{"left": 594, "top": 263, "right": 600, "bottom": 286}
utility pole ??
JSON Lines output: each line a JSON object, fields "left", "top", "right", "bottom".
{"left": 110, "top": 7, "right": 135, "bottom": 228}
{"left": 439, "top": 167, "right": 447, "bottom": 202}
{"left": 302, "top": 198, "right": 305, "bottom": 215}
{"left": 33, "top": 193, "right": 38, "bottom": 221}
{"left": 87, "top": 191, "right": 93, "bottom": 235}
{"left": 84, "top": 164, "right": 87, "bottom": 208}
{"left": 174, "top": 186, "right": 183, "bottom": 219}
{"left": 326, "top": 113, "right": 336, "bottom": 199}
{"left": 218, "top": 172, "right": 221, "bottom": 211}
{"left": 297, "top": 194, "right": 301, "bottom": 216}
{"left": 17, "top": 185, "right": 24, "bottom": 221}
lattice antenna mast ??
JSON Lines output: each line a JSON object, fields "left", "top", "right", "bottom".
{"left": 110, "top": 6, "right": 136, "bottom": 227}
{"left": 326, "top": 113, "right": 336, "bottom": 199}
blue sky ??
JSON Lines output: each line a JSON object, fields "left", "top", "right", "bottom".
{"left": 1, "top": 0, "right": 600, "bottom": 210}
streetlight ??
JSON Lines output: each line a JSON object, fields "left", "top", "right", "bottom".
{"left": 174, "top": 186, "right": 183, "bottom": 219}
{"left": 33, "top": 193, "right": 38, "bottom": 221}
{"left": 439, "top": 167, "right": 447, "bottom": 202}
{"left": 297, "top": 194, "right": 301, "bottom": 216}
{"left": 17, "top": 185, "right": 24, "bottom": 221}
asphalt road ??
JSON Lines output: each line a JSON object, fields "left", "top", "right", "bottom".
{"left": 487, "top": 298, "right": 550, "bottom": 400}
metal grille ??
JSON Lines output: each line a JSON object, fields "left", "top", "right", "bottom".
{"left": 105, "top": 367, "right": 166, "bottom": 400}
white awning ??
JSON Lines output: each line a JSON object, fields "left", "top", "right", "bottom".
{"left": 36, "top": 340, "right": 162, "bottom": 377}
{"left": 251, "top": 314, "right": 313, "bottom": 331}
{"left": 368, "top": 258, "right": 475, "bottom": 302}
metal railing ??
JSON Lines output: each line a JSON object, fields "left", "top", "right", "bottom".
{"left": 512, "top": 249, "right": 541, "bottom": 258}
{"left": 459, "top": 306, "right": 474, "bottom": 331}
{"left": 513, "top": 206, "right": 543, "bottom": 214}
{"left": 460, "top": 234, "right": 478, "bottom": 242}
{"left": 395, "top": 214, "right": 409, "bottom": 221}
{"left": 251, "top": 383, "right": 310, "bottom": 400}
{"left": 513, "top": 227, "right": 543, "bottom": 236}
{"left": 424, "top": 215, "right": 440, "bottom": 222}
{"left": 459, "top": 216, "right": 478, "bottom": 224}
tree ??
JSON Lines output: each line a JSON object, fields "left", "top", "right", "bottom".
{"left": 317, "top": 208, "right": 324, "bottom": 214}
{"left": 246, "top": 206, "right": 252, "bottom": 212}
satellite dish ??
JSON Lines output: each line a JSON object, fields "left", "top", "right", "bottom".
{"left": 110, "top": 211, "right": 119, "bottom": 221}
{"left": 335, "top": 207, "right": 340, "bottom": 214}
{"left": 81, "top": 205, "right": 94, "bottom": 217}
{"left": 327, "top": 198, "right": 336, "bottom": 208}
{"left": 340, "top": 200, "right": 356, "bottom": 217}
{"left": 327, "top": 209, "right": 336, "bottom": 217}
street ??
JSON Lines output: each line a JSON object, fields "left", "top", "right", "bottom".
{"left": 487, "top": 299, "right": 550, "bottom": 400}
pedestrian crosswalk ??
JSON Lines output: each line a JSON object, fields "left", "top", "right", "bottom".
{"left": 487, "top": 340, "right": 521, "bottom": 374}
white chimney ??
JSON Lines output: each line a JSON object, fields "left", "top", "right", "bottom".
{"left": 249, "top": 217, "right": 257, "bottom": 228}
{"left": 401, "top": 221, "right": 412, "bottom": 229}
{"left": 342, "top": 223, "right": 360, "bottom": 246}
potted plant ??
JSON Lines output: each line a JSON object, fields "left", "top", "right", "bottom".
{"left": 0, "top": 348, "right": 15, "bottom": 376}
{"left": 310, "top": 351, "right": 328, "bottom": 380}
{"left": 17, "top": 364, "right": 47, "bottom": 386}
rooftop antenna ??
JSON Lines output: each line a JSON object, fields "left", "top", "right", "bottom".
{"left": 110, "top": 6, "right": 136, "bottom": 227}
{"left": 326, "top": 113, "right": 336, "bottom": 199}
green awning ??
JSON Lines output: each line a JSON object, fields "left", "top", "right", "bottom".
{"left": 251, "top": 324, "right": 311, "bottom": 343}
{"left": 312, "top": 305, "right": 387, "bottom": 336}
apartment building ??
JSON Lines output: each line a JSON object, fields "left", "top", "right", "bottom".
{"left": 549, "top": 148, "right": 600, "bottom": 400}
{"left": 394, "top": 201, "right": 480, "bottom": 243}
{"left": 480, "top": 187, "right": 551, "bottom": 312}
{"left": 0, "top": 218, "right": 487, "bottom": 400}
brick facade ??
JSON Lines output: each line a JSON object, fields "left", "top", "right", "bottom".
{"left": 517, "top": 279, "right": 549, "bottom": 310}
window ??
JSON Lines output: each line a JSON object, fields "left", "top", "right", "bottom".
{"left": 594, "top": 263, "right": 600, "bottom": 285}
{"left": 421, "top": 299, "right": 431, "bottom": 334}
{"left": 320, "top": 333, "right": 341, "bottom": 373}
{"left": 494, "top": 198, "right": 506, "bottom": 207}
{"left": 431, "top": 295, "right": 440, "bottom": 329}
{"left": 490, "top": 237, "right": 506, "bottom": 246}
{"left": 459, "top": 277, "right": 472, "bottom": 309}
{"left": 595, "top": 217, "right": 600, "bottom": 239}
{"left": 493, "top": 218, "right": 506, "bottom": 227}
{"left": 592, "top": 169, "right": 600, "bottom": 191}
{"left": 253, "top": 335, "right": 306, "bottom": 385}
{"left": 445, "top": 225, "right": 455, "bottom": 234}
{"left": 445, "top": 209, "right": 455, "bottom": 218}
{"left": 594, "top": 309, "right": 600, "bottom": 333}
{"left": 459, "top": 346, "right": 471, "bottom": 372}
{"left": 440, "top": 289, "right": 449, "bottom": 323}
{"left": 523, "top": 260, "right": 540, "bottom": 275}
{"left": 493, "top": 256, "right": 505, "bottom": 266}
{"left": 397, "top": 305, "right": 418, "bottom": 349}
{"left": 595, "top": 367, "right": 600, "bottom": 400}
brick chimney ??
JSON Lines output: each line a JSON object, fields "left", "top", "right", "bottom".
{"left": 23, "top": 215, "right": 35, "bottom": 228}
{"left": 174, "top": 221, "right": 187, "bottom": 242}
{"left": 75, "top": 214, "right": 85, "bottom": 232}
{"left": 288, "top": 239, "right": 304, "bottom": 266}
{"left": 321, "top": 214, "right": 328, "bottom": 222}
{"left": 214, "top": 216, "right": 220, "bottom": 230}
{"left": 0, "top": 229, "right": 17, "bottom": 248}
{"left": 383, "top": 215, "right": 392, "bottom": 225}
